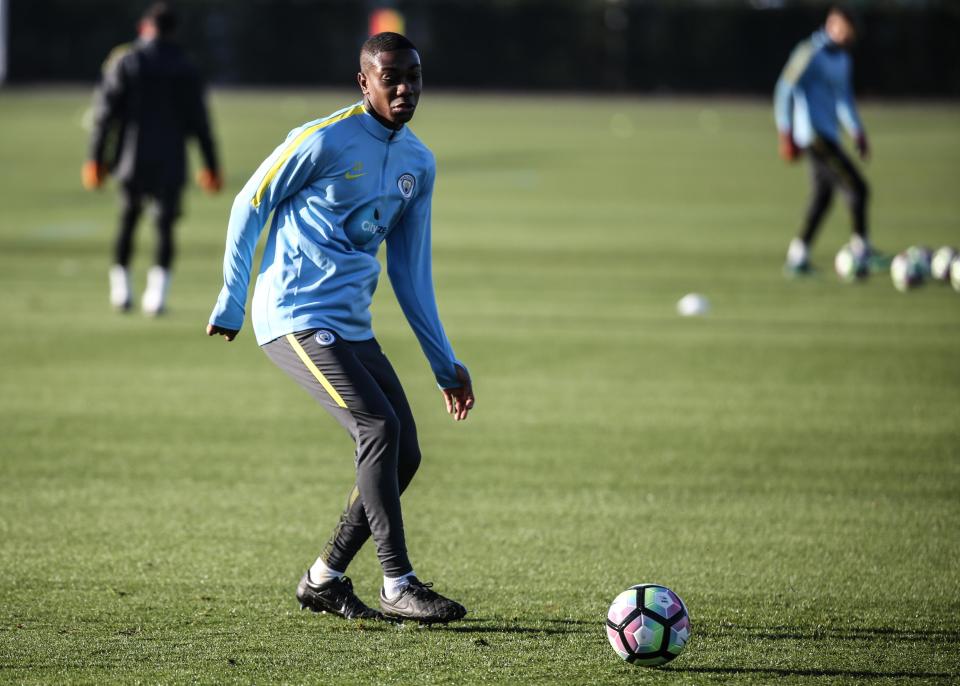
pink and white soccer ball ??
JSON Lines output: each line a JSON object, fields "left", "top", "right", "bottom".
{"left": 605, "top": 584, "right": 690, "bottom": 667}
{"left": 834, "top": 243, "right": 869, "bottom": 282}
{"left": 931, "top": 246, "right": 957, "bottom": 282}
{"left": 891, "top": 251, "right": 925, "bottom": 292}
{"left": 906, "top": 245, "right": 933, "bottom": 278}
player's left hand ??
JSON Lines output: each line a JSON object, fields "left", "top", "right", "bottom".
{"left": 442, "top": 364, "right": 474, "bottom": 422}
{"left": 855, "top": 133, "right": 870, "bottom": 161}
{"left": 206, "top": 323, "right": 239, "bottom": 341}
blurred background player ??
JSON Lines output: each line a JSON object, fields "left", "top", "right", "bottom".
{"left": 83, "top": 2, "right": 221, "bottom": 314}
{"left": 774, "top": 6, "right": 879, "bottom": 276}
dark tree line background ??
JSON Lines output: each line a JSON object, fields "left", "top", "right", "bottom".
{"left": 7, "top": 0, "right": 960, "bottom": 96}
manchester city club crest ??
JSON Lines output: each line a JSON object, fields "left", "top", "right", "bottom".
{"left": 314, "top": 330, "right": 336, "bottom": 346}
{"left": 397, "top": 173, "right": 416, "bottom": 199}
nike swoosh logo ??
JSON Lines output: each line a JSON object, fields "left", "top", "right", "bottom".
{"left": 344, "top": 171, "right": 365, "bottom": 180}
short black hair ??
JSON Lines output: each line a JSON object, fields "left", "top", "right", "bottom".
{"left": 143, "top": 2, "right": 178, "bottom": 36}
{"left": 827, "top": 5, "right": 857, "bottom": 26}
{"left": 360, "top": 32, "right": 418, "bottom": 69}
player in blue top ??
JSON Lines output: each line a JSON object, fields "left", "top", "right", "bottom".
{"left": 207, "top": 33, "right": 474, "bottom": 624}
{"left": 774, "top": 6, "right": 877, "bottom": 275}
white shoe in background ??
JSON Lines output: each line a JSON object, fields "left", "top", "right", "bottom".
{"left": 848, "top": 234, "right": 871, "bottom": 260}
{"left": 109, "top": 265, "right": 132, "bottom": 311}
{"left": 141, "top": 266, "right": 170, "bottom": 316}
{"left": 786, "top": 238, "right": 809, "bottom": 268}
{"left": 784, "top": 237, "right": 813, "bottom": 276}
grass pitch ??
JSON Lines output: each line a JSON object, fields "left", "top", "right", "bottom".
{"left": 1, "top": 89, "right": 959, "bottom": 684}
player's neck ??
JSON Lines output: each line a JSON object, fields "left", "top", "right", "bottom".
{"left": 362, "top": 99, "right": 404, "bottom": 132}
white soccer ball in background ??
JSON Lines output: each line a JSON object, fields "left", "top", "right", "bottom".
{"left": 676, "top": 293, "right": 710, "bottom": 317}
{"left": 951, "top": 257, "right": 960, "bottom": 293}
{"left": 931, "top": 246, "right": 957, "bottom": 282}
{"left": 890, "top": 251, "right": 925, "bottom": 292}
{"left": 834, "top": 243, "right": 868, "bottom": 283}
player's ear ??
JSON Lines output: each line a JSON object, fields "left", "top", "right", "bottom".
{"left": 357, "top": 71, "right": 368, "bottom": 94}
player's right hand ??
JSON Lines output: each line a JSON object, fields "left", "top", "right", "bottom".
{"left": 442, "top": 364, "right": 474, "bottom": 422}
{"left": 855, "top": 133, "right": 870, "bottom": 162}
{"left": 206, "top": 323, "right": 239, "bottom": 342}
{"left": 778, "top": 131, "right": 799, "bottom": 163}
{"left": 81, "top": 160, "right": 107, "bottom": 190}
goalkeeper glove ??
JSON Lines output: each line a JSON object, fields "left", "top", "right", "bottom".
{"left": 81, "top": 160, "right": 107, "bottom": 190}
{"left": 197, "top": 168, "right": 223, "bottom": 193}
{"left": 778, "top": 131, "right": 800, "bottom": 163}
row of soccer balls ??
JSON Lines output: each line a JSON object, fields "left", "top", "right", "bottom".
{"left": 835, "top": 244, "right": 960, "bottom": 292}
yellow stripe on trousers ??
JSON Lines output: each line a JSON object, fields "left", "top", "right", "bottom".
{"left": 251, "top": 104, "right": 365, "bottom": 208}
{"left": 285, "top": 334, "right": 347, "bottom": 409}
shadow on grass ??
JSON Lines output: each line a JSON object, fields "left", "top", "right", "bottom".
{"left": 671, "top": 666, "right": 958, "bottom": 680}
{"left": 411, "top": 617, "right": 591, "bottom": 636}
{"left": 297, "top": 616, "right": 593, "bottom": 635}
{"left": 702, "top": 624, "right": 960, "bottom": 644}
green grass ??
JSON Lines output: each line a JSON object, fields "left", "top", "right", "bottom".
{"left": 1, "top": 88, "right": 959, "bottom": 684}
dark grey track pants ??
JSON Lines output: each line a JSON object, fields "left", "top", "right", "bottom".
{"left": 115, "top": 182, "right": 182, "bottom": 269}
{"left": 262, "top": 329, "right": 421, "bottom": 577}
{"left": 801, "top": 136, "right": 869, "bottom": 245}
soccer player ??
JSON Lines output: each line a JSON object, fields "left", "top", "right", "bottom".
{"left": 206, "top": 32, "right": 474, "bottom": 624}
{"left": 84, "top": 2, "right": 221, "bottom": 314}
{"left": 774, "top": 6, "right": 876, "bottom": 275}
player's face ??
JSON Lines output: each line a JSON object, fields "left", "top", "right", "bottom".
{"left": 138, "top": 19, "right": 157, "bottom": 40}
{"left": 825, "top": 13, "right": 856, "bottom": 48}
{"left": 358, "top": 49, "right": 422, "bottom": 128}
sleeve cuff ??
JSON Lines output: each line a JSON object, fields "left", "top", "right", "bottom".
{"left": 209, "top": 311, "right": 243, "bottom": 330}
{"left": 436, "top": 360, "right": 467, "bottom": 390}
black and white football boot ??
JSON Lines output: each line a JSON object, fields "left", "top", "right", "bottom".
{"left": 296, "top": 572, "right": 383, "bottom": 620}
{"left": 379, "top": 577, "right": 467, "bottom": 625}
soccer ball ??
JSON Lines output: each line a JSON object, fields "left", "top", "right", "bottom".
{"left": 676, "top": 293, "right": 710, "bottom": 317}
{"left": 834, "top": 243, "right": 868, "bottom": 282}
{"left": 951, "top": 257, "right": 960, "bottom": 293}
{"left": 931, "top": 246, "right": 957, "bottom": 282}
{"left": 606, "top": 584, "right": 690, "bottom": 667}
{"left": 890, "top": 251, "right": 925, "bottom": 292}
{"left": 906, "top": 245, "right": 933, "bottom": 278}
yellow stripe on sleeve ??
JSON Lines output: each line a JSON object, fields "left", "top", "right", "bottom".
{"left": 782, "top": 41, "right": 816, "bottom": 85}
{"left": 285, "top": 334, "right": 348, "bottom": 409}
{"left": 251, "top": 104, "right": 365, "bottom": 208}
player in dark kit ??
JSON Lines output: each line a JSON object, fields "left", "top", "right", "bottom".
{"left": 84, "top": 2, "right": 221, "bottom": 314}
{"left": 207, "top": 33, "right": 474, "bottom": 624}
{"left": 774, "top": 6, "right": 880, "bottom": 275}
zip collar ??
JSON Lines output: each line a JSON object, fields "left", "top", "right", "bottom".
{"left": 358, "top": 103, "right": 408, "bottom": 143}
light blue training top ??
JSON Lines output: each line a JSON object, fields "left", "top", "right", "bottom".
{"left": 208, "top": 102, "right": 463, "bottom": 389}
{"left": 774, "top": 28, "right": 864, "bottom": 147}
